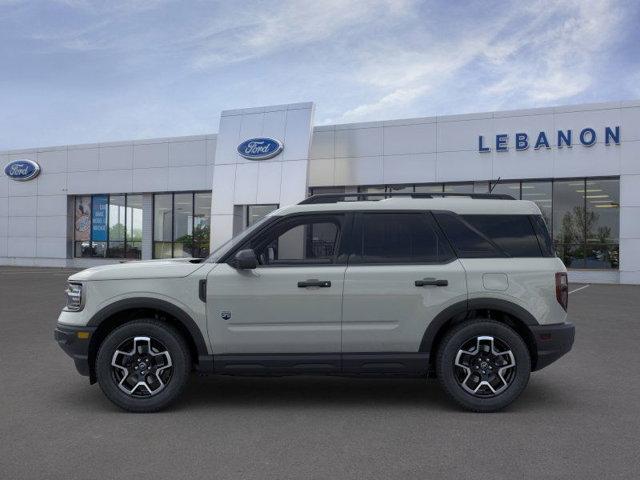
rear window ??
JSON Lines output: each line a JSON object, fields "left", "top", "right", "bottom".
{"left": 433, "top": 213, "right": 503, "bottom": 258}
{"left": 462, "top": 215, "right": 543, "bottom": 257}
{"left": 354, "top": 212, "right": 454, "bottom": 263}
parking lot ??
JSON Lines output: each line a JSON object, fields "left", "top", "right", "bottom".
{"left": 1, "top": 267, "right": 639, "bottom": 479}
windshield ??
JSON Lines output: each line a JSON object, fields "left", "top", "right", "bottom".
{"left": 205, "top": 215, "right": 274, "bottom": 263}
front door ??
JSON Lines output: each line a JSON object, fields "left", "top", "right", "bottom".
{"left": 206, "top": 213, "right": 347, "bottom": 357}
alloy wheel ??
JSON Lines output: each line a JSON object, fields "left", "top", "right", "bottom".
{"left": 454, "top": 335, "right": 516, "bottom": 397}
{"left": 110, "top": 336, "right": 173, "bottom": 397}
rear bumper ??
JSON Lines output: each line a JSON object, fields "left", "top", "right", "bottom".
{"left": 54, "top": 324, "right": 96, "bottom": 377}
{"left": 531, "top": 322, "right": 575, "bottom": 371}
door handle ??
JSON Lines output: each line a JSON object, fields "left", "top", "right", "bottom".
{"left": 297, "top": 279, "right": 332, "bottom": 288}
{"left": 415, "top": 278, "right": 448, "bottom": 287}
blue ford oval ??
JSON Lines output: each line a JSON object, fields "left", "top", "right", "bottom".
{"left": 4, "top": 159, "right": 41, "bottom": 181}
{"left": 237, "top": 138, "right": 283, "bottom": 160}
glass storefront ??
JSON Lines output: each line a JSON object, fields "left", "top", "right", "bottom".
{"left": 311, "top": 176, "right": 620, "bottom": 270}
{"left": 74, "top": 193, "right": 143, "bottom": 259}
{"left": 153, "top": 192, "right": 211, "bottom": 259}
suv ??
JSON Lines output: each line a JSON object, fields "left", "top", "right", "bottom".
{"left": 55, "top": 193, "right": 575, "bottom": 412}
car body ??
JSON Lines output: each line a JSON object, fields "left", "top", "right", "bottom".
{"left": 55, "top": 193, "right": 575, "bottom": 412}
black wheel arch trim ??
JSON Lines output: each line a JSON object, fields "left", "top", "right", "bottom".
{"left": 419, "top": 298, "right": 539, "bottom": 354}
{"left": 86, "top": 297, "right": 209, "bottom": 357}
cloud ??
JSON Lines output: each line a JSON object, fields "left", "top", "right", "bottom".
{"left": 333, "top": 0, "right": 627, "bottom": 122}
{"left": 190, "top": 0, "right": 415, "bottom": 70}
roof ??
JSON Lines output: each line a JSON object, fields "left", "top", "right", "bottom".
{"left": 273, "top": 197, "right": 542, "bottom": 216}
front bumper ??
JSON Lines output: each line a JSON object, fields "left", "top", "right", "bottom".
{"left": 54, "top": 324, "right": 97, "bottom": 377}
{"left": 530, "top": 322, "right": 575, "bottom": 371}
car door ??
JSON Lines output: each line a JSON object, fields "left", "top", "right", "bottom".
{"left": 341, "top": 211, "right": 467, "bottom": 371}
{"left": 206, "top": 213, "right": 348, "bottom": 358}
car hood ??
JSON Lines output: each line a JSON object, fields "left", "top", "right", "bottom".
{"left": 68, "top": 258, "right": 205, "bottom": 281}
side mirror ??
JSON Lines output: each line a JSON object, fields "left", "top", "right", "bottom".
{"left": 233, "top": 249, "right": 258, "bottom": 270}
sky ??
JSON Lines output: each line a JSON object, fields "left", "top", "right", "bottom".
{"left": 1, "top": 0, "right": 639, "bottom": 150}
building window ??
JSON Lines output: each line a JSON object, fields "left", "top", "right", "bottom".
{"left": 308, "top": 176, "right": 619, "bottom": 270}
{"left": 152, "top": 192, "right": 211, "bottom": 259}
{"left": 246, "top": 204, "right": 279, "bottom": 227}
{"left": 73, "top": 194, "right": 143, "bottom": 259}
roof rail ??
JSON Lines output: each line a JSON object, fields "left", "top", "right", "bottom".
{"left": 299, "top": 192, "right": 515, "bottom": 205}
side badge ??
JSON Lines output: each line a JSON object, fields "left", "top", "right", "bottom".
{"left": 221, "top": 311, "right": 231, "bottom": 321}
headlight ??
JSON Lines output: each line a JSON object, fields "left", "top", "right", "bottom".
{"left": 65, "top": 282, "right": 84, "bottom": 311}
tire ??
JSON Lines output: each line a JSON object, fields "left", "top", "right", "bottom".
{"left": 96, "top": 320, "right": 191, "bottom": 412}
{"left": 436, "top": 319, "right": 531, "bottom": 412}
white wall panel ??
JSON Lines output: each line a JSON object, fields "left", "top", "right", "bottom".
{"left": 233, "top": 162, "right": 259, "bottom": 204}
{"left": 335, "top": 127, "right": 382, "bottom": 158}
{"left": 334, "top": 156, "right": 383, "bottom": 186}
{"left": 37, "top": 216, "right": 67, "bottom": 237}
{"left": 437, "top": 118, "right": 494, "bottom": 152}
{"left": 214, "top": 114, "right": 243, "bottom": 165}
{"left": 68, "top": 169, "right": 133, "bottom": 194}
{"left": 68, "top": 147, "right": 99, "bottom": 171}
{"left": 37, "top": 195, "right": 67, "bottom": 217}
{"left": 134, "top": 142, "right": 169, "bottom": 169}
{"left": 8, "top": 195, "right": 36, "bottom": 216}
{"left": 133, "top": 167, "right": 169, "bottom": 192}
{"left": 553, "top": 142, "right": 620, "bottom": 178}
{"left": 169, "top": 140, "right": 206, "bottom": 167}
{"left": 310, "top": 130, "right": 334, "bottom": 159}
{"left": 492, "top": 146, "right": 554, "bottom": 180}
{"left": 37, "top": 173, "right": 67, "bottom": 196}
{"left": 282, "top": 106, "right": 315, "bottom": 162}
{"left": 383, "top": 153, "right": 437, "bottom": 185}
{"left": 308, "top": 159, "right": 335, "bottom": 186}
{"left": 620, "top": 140, "right": 640, "bottom": 175}
{"left": 279, "top": 160, "right": 308, "bottom": 207}
{"left": 8, "top": 217, "right": 36, "bottom": 237}
{"left": 0, "top": 197, "right": 8, "bottom": 217}
{"left": 0, "top": 216, "right": 7, "bottom": 237}
{"left": 99, "top": 144, "right": 133, "bottom": 170}
{"left": 211, "top": 164, "right": 236, "bottom": 215}
{"left": 620, "top": 107, "right": 640, "bottom": 142}
{"left": 383, "top": 123, "right": 436, "bottom": 155}
{"left": 167, "top": 165, "right": 208, "bottom": 191}
{"left": 7, "top": 237, "right": 36, "bottom": 257}
{"left": 36, "top": 149, "right": 67, "bottom": 173}
{"left": 8, "top": 178, "right": 37, "bottom": 196}
{"left": 437, "top": 151, "right": 492, "bottom": 182}
{"left": 36, "top": 237, "right": 67, "bottom": 258}
{"left": 256, "top": 162, "right": 282, "bottom": 204}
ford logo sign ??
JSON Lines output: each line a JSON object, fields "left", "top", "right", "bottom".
{"left": 237, "top": 138, "right": 283, "bottom": 160}
{"left": 4, "top": 159, "right": 41, "bottom": 181}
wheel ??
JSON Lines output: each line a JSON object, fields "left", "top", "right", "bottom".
{"left": 436, "top": 319, "right": 531, "bottom": 412}
{"left": 96, "top": 320, "right": 191, "bottom": 412}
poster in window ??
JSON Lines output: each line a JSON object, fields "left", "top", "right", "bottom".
{"left": 74, "top": 196, "right": 91, "bottom": 241}
{"left": 91, "top": 195, "right": 108, "bottom": 242}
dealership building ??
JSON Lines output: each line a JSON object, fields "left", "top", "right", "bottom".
{"left": 1, "top": 100, "right": 639, "bottom": 284}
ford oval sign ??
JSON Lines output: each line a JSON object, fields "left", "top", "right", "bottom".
{"left": 237, "top": 138, "right": 283, "bottom": 160}
{"left": 4, "top": 159, "right": 41, "bottom": 181}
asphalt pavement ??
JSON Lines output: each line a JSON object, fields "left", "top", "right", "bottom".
{"left": 1, "top": 267, "right": 639, "bottom": 479}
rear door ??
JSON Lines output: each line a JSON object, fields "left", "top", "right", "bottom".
{"left": 341, "top": 212, "right": 467, "bottom": 360}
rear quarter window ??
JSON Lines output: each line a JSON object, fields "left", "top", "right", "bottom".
{"left": 461, "top": 214, "right": 544, "bottom": 257}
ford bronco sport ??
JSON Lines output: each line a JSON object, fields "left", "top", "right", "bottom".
{"left": 55, "top": 192, "right": 575, "bottom": 412}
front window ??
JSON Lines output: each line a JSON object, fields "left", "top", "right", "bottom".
{"left": 73, "top": 194, "right": 143, "bottom": 259}
{"left": 244, "top": 215, "right": 343, "bottom": 266}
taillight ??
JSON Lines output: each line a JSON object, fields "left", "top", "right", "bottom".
{"left": 555, "top": 272, "right": 568, "bottom": 311}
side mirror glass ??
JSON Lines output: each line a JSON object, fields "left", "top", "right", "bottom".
{"left": 233, "top": 249, "right": 258, "bottom": 270}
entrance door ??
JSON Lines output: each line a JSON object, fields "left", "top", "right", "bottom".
{"left": 206, "top": 214, "right": 347, "bottom": 358}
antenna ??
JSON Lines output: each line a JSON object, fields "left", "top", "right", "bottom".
{"left": 489, "top": 177, "right": 501, "bottom": 193}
